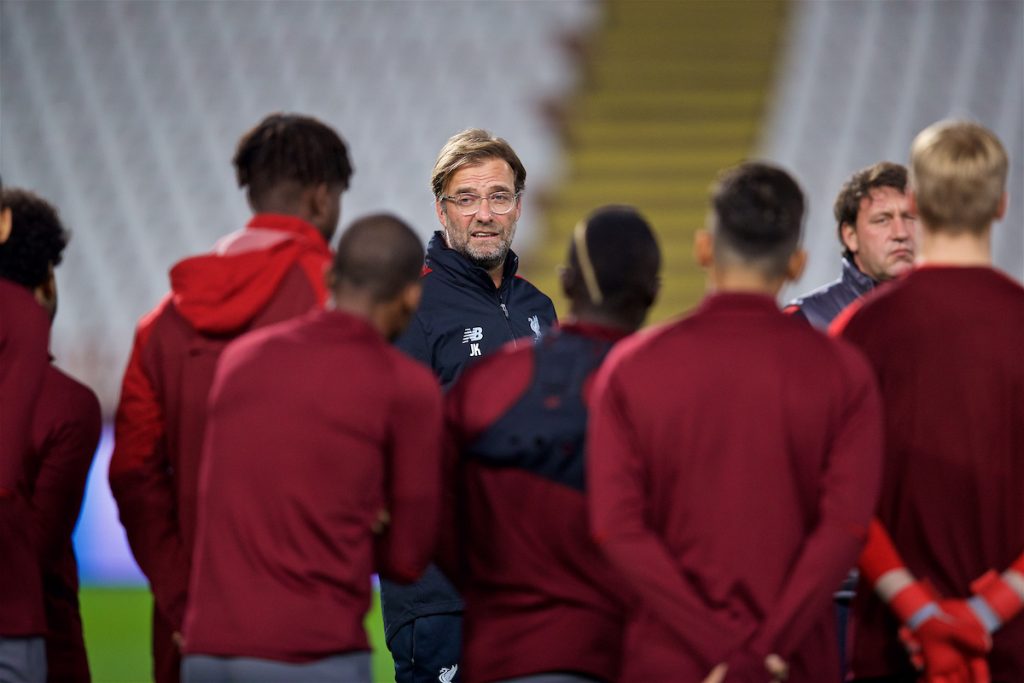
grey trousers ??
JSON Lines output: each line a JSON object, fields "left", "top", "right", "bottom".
{"left": 182, "top": 651, "right": 371, "bottom": 682}
{"left": 0, "top": 637, "right": 46, "bottom": 683}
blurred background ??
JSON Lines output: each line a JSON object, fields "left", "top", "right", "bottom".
{"left": 1, "top": 0, "right": 1021, "bottom": 680}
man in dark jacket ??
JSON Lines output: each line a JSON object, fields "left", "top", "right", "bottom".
{"left": 108, "top": 113, "right": 352, "bottom": 683}
{"left": 383, "top": 128, "right": 557, "bottom": 683}
{"left": 785, "top": 162, "right": 916, "bottom": 329}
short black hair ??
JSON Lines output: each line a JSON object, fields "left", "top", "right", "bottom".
{"left": 233, "top": 113, "right": 353, "bottom": 205}
{"left": 0, "top": 188, "right": 70, "bottom": 289}
{"left": 330, "top": 213, "right": 424, "bottom": 302}
{"left": 711, "top": 162, "right": 805, "bottom": 277}
{"left": 568, "top": 205, "right": 660, "bottom": 319}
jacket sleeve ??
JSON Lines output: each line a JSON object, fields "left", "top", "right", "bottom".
{"left": 0, "top": 285, "right": 49, "bottom": 497}
{"left": 30, "top": 379, "right": 101, "bottom": 567}
{"left": 587, "top": 361, "right": 748, "bottom": 664}
{"left": 108, "top": 320, "right": 191, "bottom": 629}
{"left": 741, "top": 346, "right": 884, "bottom": 661}
{"left": 376, "top": 362, "right": 444, "bottom": 583}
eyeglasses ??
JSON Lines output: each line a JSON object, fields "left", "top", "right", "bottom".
{"left": 441, "top": 192, "right": 520, "bottom": 216}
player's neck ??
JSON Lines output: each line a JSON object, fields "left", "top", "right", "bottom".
{"left": 708, "top": 266, "right": 784, "bottom": 297}
{"left": 918, "top": 227, "right": 992, "bottom": 267}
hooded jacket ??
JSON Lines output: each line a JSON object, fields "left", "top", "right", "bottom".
{"left": 108, "top": 214, "right": 330, "bottom": 652}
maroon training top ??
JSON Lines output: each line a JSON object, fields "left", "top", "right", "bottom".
{"left": 0, "top": 278, "right": 49, "bottom": 636}
{"left": 27, "top": 364, "right": 101, "bottom": 682}
{"left": 183, "top": 309, "right": 443, "bottom": 662}
{"left": 588, "top": 292, "right": 884, "bottom": 682}
{"left": 442, "top": 323, "right": 632, "bottom": 683}
{"left": 836, "top": 266, "right": 1024, "bottom": 681}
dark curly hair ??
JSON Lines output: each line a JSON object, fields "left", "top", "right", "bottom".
{"left": 233, "top": 113, "right": 353, "bottom": 206}
{"left": 0, "top": 189, "right": 70, "bottom": 289}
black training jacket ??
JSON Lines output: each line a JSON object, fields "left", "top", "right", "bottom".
{"left": 380, "top": 230, "right": 557, "bottom": 640}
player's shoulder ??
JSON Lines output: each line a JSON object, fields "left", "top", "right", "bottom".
{"left": 598, "top": 317, "right": 682, "bottom": 377}
{"left": 38, "top": 364, "right": 102, "bottom": 433}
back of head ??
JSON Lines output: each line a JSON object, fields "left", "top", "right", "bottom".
{"left": 567, "top": 205, "right": 661, "bottom": 328}
{"left": 330, "top": 213, "right": 424, "bottom": 303}
{"left": 233, "top": 113, "right": 353, "bottom": 208}
{"left": 711, "top": 162, "right": 805, "bottom": 278}
{"left": 911, "top": 120, "right": 1008, "bottom": 235}
{"left": 833, "top": 161, "right": 908, "bottom": 257}
{"left": 431, "top": 128, "right": 526, "bottom": 198}
{"left": 0, "top": 188, "right": 69, "bottom": 289}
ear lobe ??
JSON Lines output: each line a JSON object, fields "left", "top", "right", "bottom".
{"left": 840, "top": 223, "right": 859, "bottom": 254}
{"left": 404, "top": 281, "right": 423, "bottom": 314}
{"left": 787, "top": 249, "right": 808, "bottom": 282}
{"left": 435, "top": 200, "right": 447, "bottom": 229}
{"left": 0, "top": 208, "right": 11, "bottom": 244}
{"left": 996, "top": 191, "right": 1008, "bottom": 220}
{"left": 694, "top": 230, "right": 713, "bottom": 268}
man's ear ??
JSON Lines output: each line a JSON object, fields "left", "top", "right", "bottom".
{"left": 435, "top": 199, "right": 448, "bottom": 232}
{"left": 840, "top": 222, "right": 859, "bottom": 255}
{"left": 309, "top": 183, "right": 332, "bottom": 221}
{"left": 0, "top": 207, "right": 11, "bottom": 244}
{"left": 694, "top": 229, "right": 714, "bottom": 268}
{"left": 995, "top": 191, "right": 1008, "bottom": 220}
{"left": 786, "top": 248, "right": 808, "bottom": 283}
{"left": 402, "top": 281, "right": 423, "bottom": 315}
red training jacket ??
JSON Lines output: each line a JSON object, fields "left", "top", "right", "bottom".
{"left": 183, "top": 309, "right": 442, "bottom": 662}
{"left": 0, "top": 278, "right": 50, "bottom": 637}
{"left": 835, "top": 266, "right": 1024, "bottom": 681}
{"left": 27, "top": 364, "right": 101, "bottom": 682}
{"left": 588, "top": 292, "right": 884, "bottom": 682}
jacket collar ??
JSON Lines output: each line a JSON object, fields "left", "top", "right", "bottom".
{"left": 425, "top": 231, "right": 519, "bottom": 292}
{"left": 841, "top": 256, "right": 877, "bottom": 297}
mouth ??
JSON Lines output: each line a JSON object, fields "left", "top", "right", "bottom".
{"left": 470, "top": 230, "right": 499, "bottom": 240}
{"left": 891, "top": 248, "right": 914, "bottom": 260}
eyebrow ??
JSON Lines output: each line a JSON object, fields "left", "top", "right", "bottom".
{"left": 452, "top": 184, "right": 513, "bottom": 195}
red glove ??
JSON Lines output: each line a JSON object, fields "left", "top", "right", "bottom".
{"left": 859, "top": 520, "right": 990, "bottom": 682}
{"left": 965, "top": 557, "right": 1024, "bottom": 635}
{"left": 899, "top": 599, "right": 990, "bottom": 683}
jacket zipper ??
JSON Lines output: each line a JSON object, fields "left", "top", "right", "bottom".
{"left": 499, "top": 298, "right": 517, "bottom": 349}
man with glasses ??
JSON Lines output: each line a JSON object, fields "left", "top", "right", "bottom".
{"left": 382, "top": 128, "right": 556, "bottom": 683}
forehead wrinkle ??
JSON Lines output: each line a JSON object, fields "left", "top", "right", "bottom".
{"left": 446, "top": 159, "right": 515, "bottom": 195}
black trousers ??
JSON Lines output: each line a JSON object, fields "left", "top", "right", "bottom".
{"left": 388, "top": 613, "right": 462, "bottom": 683}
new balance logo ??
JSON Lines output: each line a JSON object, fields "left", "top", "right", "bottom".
{"left": 462, "top": 327, "right": 483, "bottom": 343}
{"left": 439, "top": 664, "right": 458, "bottom": 683}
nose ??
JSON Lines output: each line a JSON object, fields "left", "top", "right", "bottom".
{"left": 475, "top": 197, "right": 493, "bottom": 221}
{"left": 892, "top": 215, "right": 910, "bottom": 240}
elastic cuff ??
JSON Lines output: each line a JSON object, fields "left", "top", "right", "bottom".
{"left": 906, "top": 601, "right": 940, "bottom": 631}
{"left": 967, "top": 596, "right": 1000, "bottom": 633}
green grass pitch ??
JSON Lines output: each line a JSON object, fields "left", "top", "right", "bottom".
{"left": 80, "top": 586, "right": 395, "bottom": 682}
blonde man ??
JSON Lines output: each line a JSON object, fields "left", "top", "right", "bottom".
{"left": 835, "top": 120, "right": 1024, "bottom": 682}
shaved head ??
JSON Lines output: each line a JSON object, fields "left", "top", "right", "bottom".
{"left": 330, "top": 214, "right": 424, "bottom": 302}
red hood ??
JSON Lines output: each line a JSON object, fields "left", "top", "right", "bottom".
{"left": 169, "top": 214, "right": 331, "bottom": 334}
